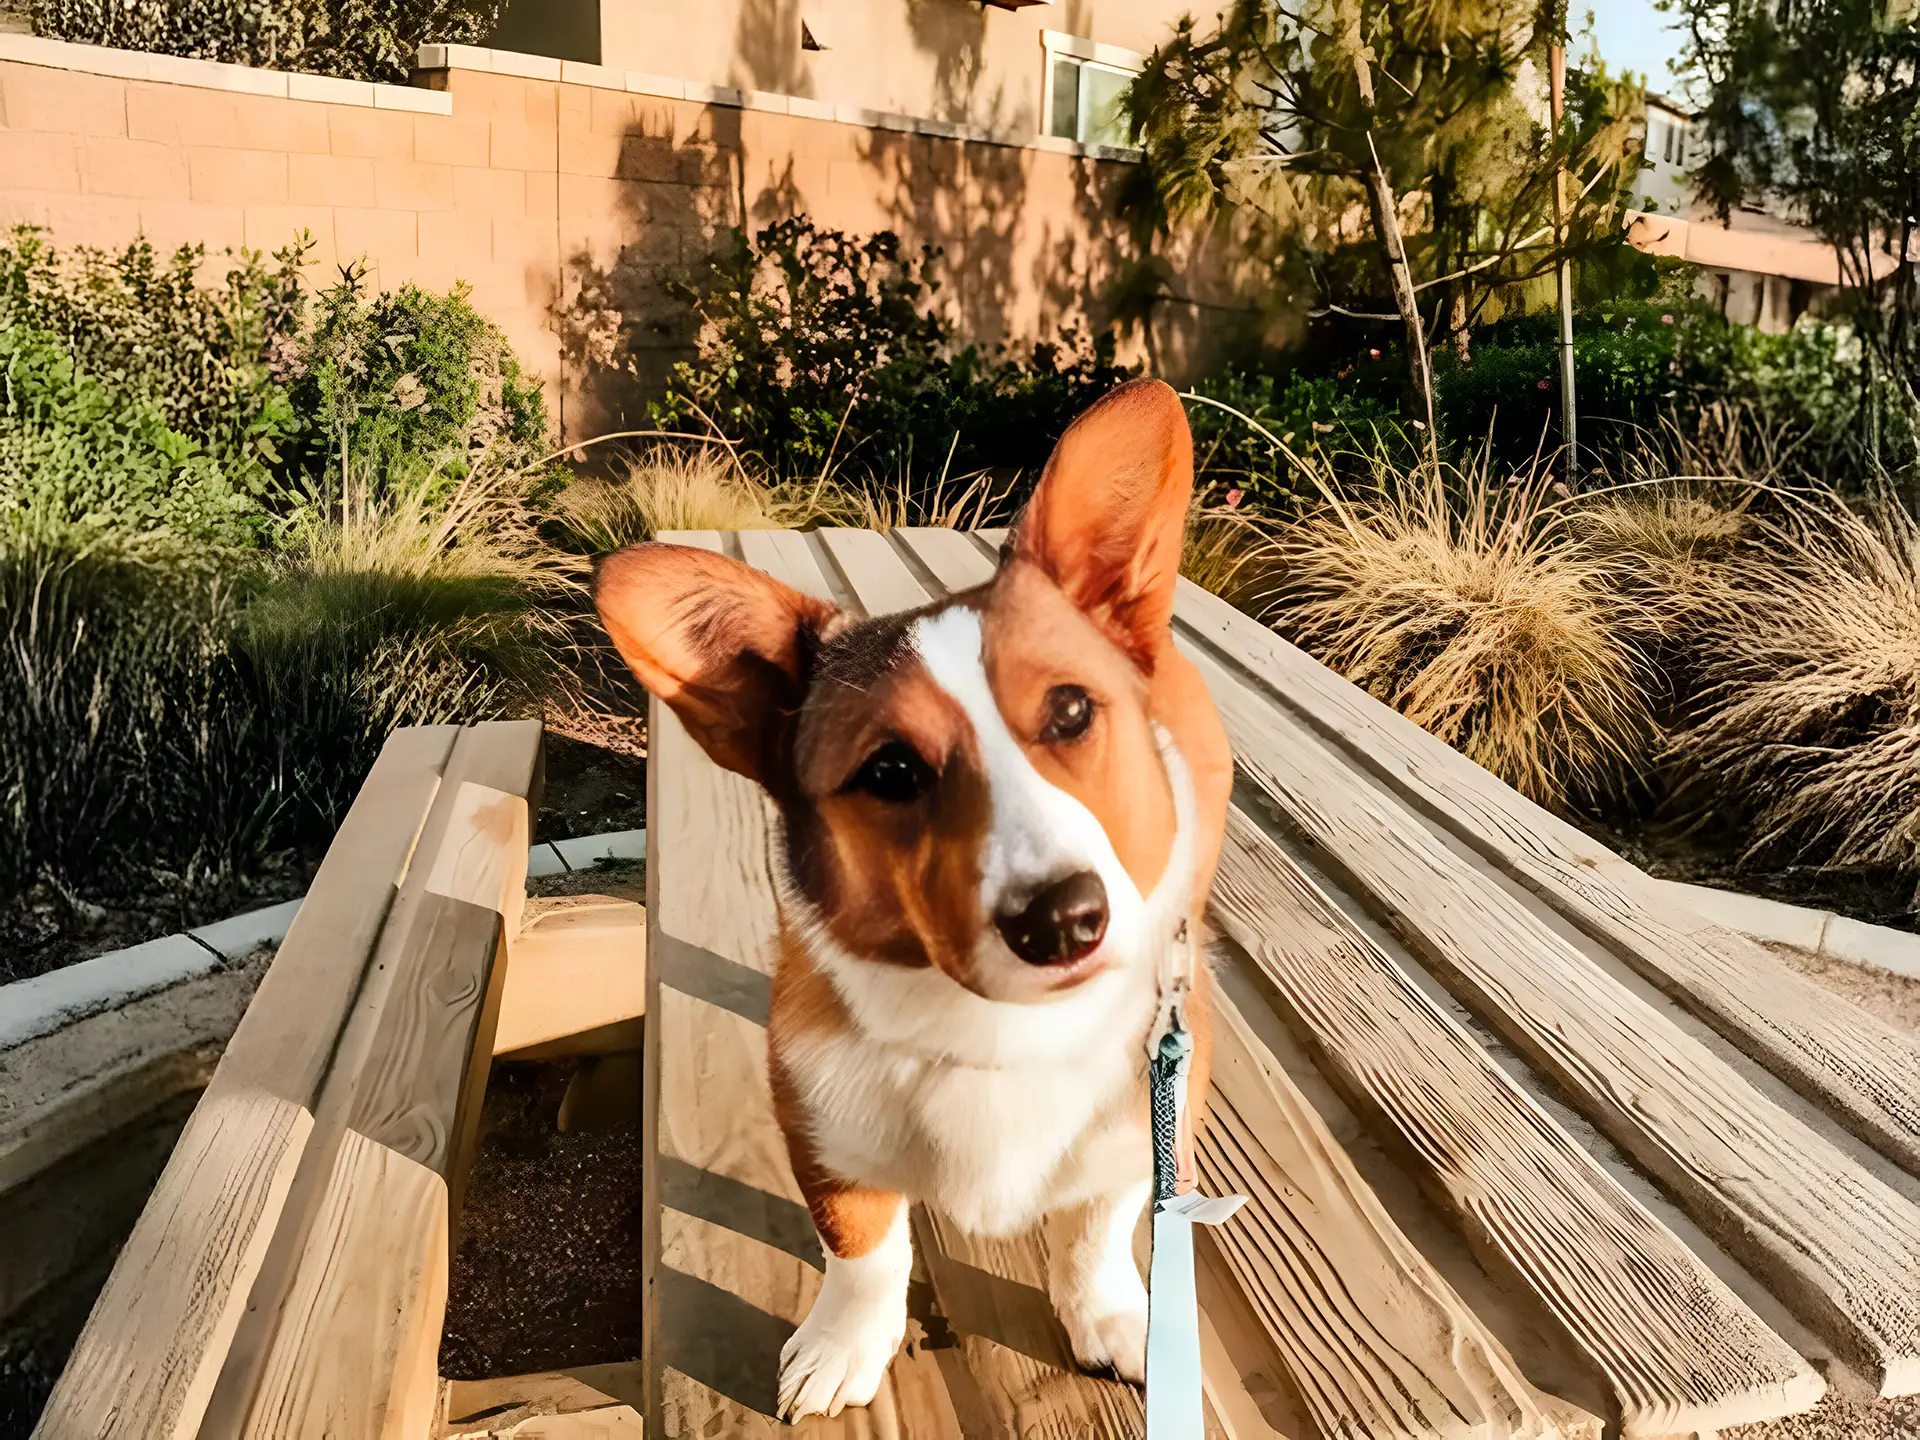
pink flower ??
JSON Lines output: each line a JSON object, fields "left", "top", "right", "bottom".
{"left": 1225, "top": 488, "right": 1244, "bottom": 508}
{"left": 1661, "top": 313, "right": 1675, "bottom": 324}
{"left": 1537, "top": 379, "right": 1550, "bottom": 389}
{"left": 1368, "top": 347, "right": 1381, "bottom": 359}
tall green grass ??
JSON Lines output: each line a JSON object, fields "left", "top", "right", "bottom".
{"left": 1, "top": 456, "right": 579, "bottom": 939}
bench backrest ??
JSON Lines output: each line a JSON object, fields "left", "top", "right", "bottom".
{"left": 33, "top": 720, "right": 542, "bottom": 1440}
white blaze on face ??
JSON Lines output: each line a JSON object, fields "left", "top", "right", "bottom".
{"left": 912, "top": 607, "right": 1149, "bottom": 953}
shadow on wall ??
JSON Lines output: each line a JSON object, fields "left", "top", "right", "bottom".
{"left": 550, "top": 92, "right": 1276, "bottom": 445}
{"left": 732, "top": 0, "right": 814, "bottom": 98}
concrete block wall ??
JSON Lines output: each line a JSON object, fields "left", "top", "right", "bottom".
{"left": 0, "top": 35, "right": 1245, "bottom": 442}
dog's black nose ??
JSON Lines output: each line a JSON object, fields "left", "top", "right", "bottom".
{"left": 995, "top": 871, "right": 1109, "bottom": 966}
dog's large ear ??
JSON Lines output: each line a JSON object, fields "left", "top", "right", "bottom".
{"left": 595, "top": 543, "right": 840, "bottom": 790}
{"left": 1012, "top": 377, "right": 1193, "bottom": 668}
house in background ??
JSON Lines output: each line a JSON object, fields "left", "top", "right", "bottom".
{"left": 1629, "top": 92, "right": 1694, "bottom": 216}
{"left": 1623, "top": 89, "right": 1848, "bottom": 332}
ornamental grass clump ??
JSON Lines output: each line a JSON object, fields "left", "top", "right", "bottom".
{"left": 1666, "top": 492, "right": 1920, "bottom": 886}
{"left": 1274, "top": 453, "right": 1659, "bottom": 810}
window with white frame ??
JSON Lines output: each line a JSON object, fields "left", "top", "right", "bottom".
{"left": 1043, "top": 31, "right": 1144, "bottom": 149}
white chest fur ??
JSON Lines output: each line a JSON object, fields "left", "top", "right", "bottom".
{"left": 780, "top": 938, "right": 1161, "bottom": 1237}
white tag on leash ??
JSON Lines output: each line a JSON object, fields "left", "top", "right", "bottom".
{"left": 1144, "top": 990, "right": 1245, "bottom": 1439}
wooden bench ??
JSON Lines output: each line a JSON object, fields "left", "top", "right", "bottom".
{"left": 32, "top": 527, "right": 1920, "bottom": 1440}
{"left": 644, "top": 528, "right": 1920, "bottom": 1440}
{"left": 31, "top": 721, "right": 557, "bottom": 1440}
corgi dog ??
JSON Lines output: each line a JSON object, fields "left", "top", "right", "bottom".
{"left": 595, "top": 378, "right": 1232, "bottom": 1421}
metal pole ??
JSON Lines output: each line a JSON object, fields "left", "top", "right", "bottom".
{"left": 1550, "top": 41, "right": 1578, "bottom": 478}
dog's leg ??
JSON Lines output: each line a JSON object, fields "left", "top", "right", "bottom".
{"left": 1046, "top": 1175, "right": 1152, "bottom": 1383}
{"left": 778, "top": 1186, "right": 912, "bottom": 1421}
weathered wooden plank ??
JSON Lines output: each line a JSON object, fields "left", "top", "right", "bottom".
{"left": 206, "top": 721, "right": 541, "bottom": 1440}
{"left": 1212, "top": 806, "right": 1822, "bottom": 1435}
{"left": 32, "top": 726, "right": 459, "bottom": 1440}
{"left": 1192, "top": 651, "right": 1920, "bottom": 1397}
{"left": 241, "top": 1129, "right": 449, "bottom": 1440}
{"left": 495, "top": 896, "right": 646, "bottom": 1056}
{"left": 31, "top": 1090, "right": 311, "bottom": 1440}
{"left": 1172, "top": 578, "right": 1920, "bottom": 1178}
{"left": 816, "top": 526, "right": 937, "bottom": 614}
{"left": 1201, "top": 987, "right": 1602, "bottom": 1440}
{"left": 738, "top": 527, "right": 838, "bottom": 603}
{"left": 894, "top": 527, "right": 999, "bottom": 594}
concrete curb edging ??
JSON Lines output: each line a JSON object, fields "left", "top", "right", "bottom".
{"left": 1653, "top": 876, "right": 1920, "bottom": 982}
{"left": 0, "top": 829, "right": 648, "bottom": 1051}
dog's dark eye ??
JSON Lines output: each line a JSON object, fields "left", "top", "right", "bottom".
{"left": 1040, "top": 685, "right": 1095, "bottom": 742}
{"left": 847, "top": 740, "right": 933, "bottom": 803}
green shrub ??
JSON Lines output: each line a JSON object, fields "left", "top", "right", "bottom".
{"left": 0, "top": 534, "right": 240, "bottom": 900}
{"left": 282, "top": 264, "right": 553, "bottom": 506}
{"left": 0, "top": 458, "right": 577, "bottom": 910}
{"left": 1430, "top": 299, "right": 1903, "bottom": 482}
{"left": 0, "top": 323, "right": 266, "bottom": 548}
{"left": 30, "top": 0, "right": 497, "bottom": 85}
{"left": 1185, "top": 368, "right": 1404, "bottom": 513}
{"left": 0, "top": 229, "right": 304, "bottom": 548}
{"left": 654, "top": 218, "right": 1136, "bottom": 490}
{"left": 0, "top": 228, "right": 300, "bottom": 482}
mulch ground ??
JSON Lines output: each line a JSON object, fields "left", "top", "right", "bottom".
{"left": 438, "top": 1058, "right": 648, "bottom": 1380}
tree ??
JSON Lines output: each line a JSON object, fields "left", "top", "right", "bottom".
{"left": 1673, "top": 0, "right": 1920, "bottom": 454}
{"left": 1125, "top": 0, "right": 1640, "bottom": 428}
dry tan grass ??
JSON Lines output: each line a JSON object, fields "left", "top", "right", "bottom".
{"left": 548, "top": 445, "right": 858, "bottom": 551}
{"left": 1181, "top": 507, "right": 1280, "bottom": 616}
{"left": 1668, "top": 491, "right": 1920, "bottom": 879}
{"left": 1273, "top": 458, "right": 1659, "bottom": 809}
{"left": 1569, "top": 487, "right": 1750, "bottom": 637}
{"left": 852, "top": 468, "right": 1017, "bottom": 532}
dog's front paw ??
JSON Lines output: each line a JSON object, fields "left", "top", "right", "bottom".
{"left": 1057, "top": 1289, "right": 1148, "bottom": 1384}
{"left": 777, "top": 1286, "right": 908, "bottom": 1420}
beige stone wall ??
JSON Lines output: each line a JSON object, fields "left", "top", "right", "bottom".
{"left": 0, "top": 40, "right": 1253, "bottom": 444}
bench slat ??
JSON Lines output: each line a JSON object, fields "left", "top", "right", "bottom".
{"left": 1202, "top": 978, "right": 1600, "bottom": 1440}
{"left": 900, "top": 527, "right": 1835, "bottom": 1431}
{"left": 31, "top": 725, "right": 458, "bottom": 1440}
{"left": 202, "top": 721, "right": 541, "bottom": 1440}
{"left": 1211, "top": 806, "right": 1821, "bottom": 1434}
{"left": 1193, "top": 649, "right": 1920, "bottom": 1396}
{"left": 1174, "top": 578, "right": 1920, "bottom": 1178}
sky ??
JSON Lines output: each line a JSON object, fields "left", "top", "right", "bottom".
{"left": 1582, "top": 0, "right": 1693, "bottom": 95}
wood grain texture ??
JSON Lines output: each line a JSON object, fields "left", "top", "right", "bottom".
{"left": 1211, "top": 806, "right": 1822, "bottom": 1435}
{"left": 1193, "top": 651, "right": 1920, "bottom": 1396}
{"left": 214, "top": 724, "right": 461, "bottom": 1103}
{"left": 31, "top": 1089, "right": 312, "bottom": 1440}
{"left": 240, "top": 1128, "right": 449, "bottom": 1440}
{"left": 204, "top": 721, "right": 541, "bottom": 1439}
{"left": 892, "top": 527, "right": 999, "bottom": 594}
{"left": 496, "top": 896, "right": 646, "bottom": 1056}
{"left": 34, "top": 726, "right": 458, "bottom": 1440}
{"left": 911, "top": 1208, "right": 1156, "bottom": 1440}
{"left": 1172, "top": 579, "right": 1920, "bottom": 1178}
{"left": 1201, "top": 987, "right": 1602, "bottom": 1440}
{"left": 815, "top": 527, "right": 936, "bottom": 614}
